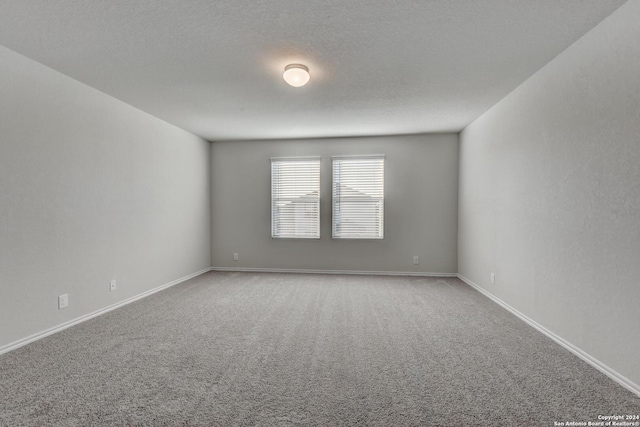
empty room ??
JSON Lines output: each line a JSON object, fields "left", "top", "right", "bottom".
{"left": 1, "top": 1, "right": 639, "bottom": 425}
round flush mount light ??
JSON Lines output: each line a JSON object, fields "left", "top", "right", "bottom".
{"left": 283, "top": 64, "right": 310, "bottom": 87}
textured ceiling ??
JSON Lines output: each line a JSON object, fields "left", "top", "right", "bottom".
{"left": 0, "top": 1, "right": 627, "bottom": 141}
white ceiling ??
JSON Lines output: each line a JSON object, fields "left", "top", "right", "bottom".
{"left": 0, "top": 1, "right": 627, "bottom": 141}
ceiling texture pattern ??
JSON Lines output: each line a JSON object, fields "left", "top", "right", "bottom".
{"left": 0, "top": 0, "right": 628, "bottom": 141}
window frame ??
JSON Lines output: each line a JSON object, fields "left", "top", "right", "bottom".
{"left": 331, "top": 155, "right": 385, "bottom": 240}
{"left": 270, "top": 156, "right": 321, "bottom": 239}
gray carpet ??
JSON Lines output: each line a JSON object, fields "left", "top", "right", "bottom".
{"left": 1, "top": 272, "right": 639, "bottom": 426}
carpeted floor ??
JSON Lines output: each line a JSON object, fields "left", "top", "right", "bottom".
{"left": 1, "top": 272, "right": 639, "bottom": 426}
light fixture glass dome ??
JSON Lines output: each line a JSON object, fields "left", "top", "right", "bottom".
{"left": 283, "top": 64, "right": 310, "bottom": 87}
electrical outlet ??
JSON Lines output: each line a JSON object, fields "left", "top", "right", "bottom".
{"left": 490, "top": 273, "right": 495, "bottom": 284}
{"left": 110, "top": 280, "right": 117, "bottom": 291}
{"left": 412, "top": 256, "right": 419, "bottom": 265}
{"left": 58, "top": 294, "right": 68, "bottom": 309}
{"left": 233, "top": 252, "right": 239, "bottom": 261}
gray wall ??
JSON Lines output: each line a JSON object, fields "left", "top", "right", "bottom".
{"left": 459, "top": 0, "right": 640, "bottom": 387}
{"left": 211, "top": 134, "right": 458, "bottom": 273}
{"left": 0, "top": 45, "right": 211, "bottom": 349}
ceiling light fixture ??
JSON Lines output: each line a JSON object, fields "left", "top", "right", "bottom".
{"left": 283, "top": 64, "right": 310, "bottom": 87}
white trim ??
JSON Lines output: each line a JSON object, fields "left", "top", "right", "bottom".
{"left": 0, "top": 268, "right": 211, "bottom": 356}
{"left": 210, "top": 266, "right": 455, "bottom": 277}
{"left": 270, "top": 156, "right": 321, "bottom": 161}
{"left": 457, "top": 274, "right": 640, "bottom": 398}
{"left": 7, "top": 266, "right": 635, "bottom": 398}
{"left": 331, "top": 154, "right": 386, "bottom": 159}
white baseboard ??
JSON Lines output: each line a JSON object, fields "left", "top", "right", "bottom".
{"left": 0, "top": 267, "right": 211, "bottom": 356}
{"left": 457, "top": 274, "right": 640, "bottom": 398}
{"left": 210, "top": 266, "right": 457, "bottom": 277}
{"left": 6, "top": 267, "right": 636, "bottom": 398}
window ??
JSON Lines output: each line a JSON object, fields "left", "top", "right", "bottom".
{"left": 271, "top": 157, "right": 320, "bottom": 239}
{"left": 332, "top": 156, "right": 385, "bottom": 239}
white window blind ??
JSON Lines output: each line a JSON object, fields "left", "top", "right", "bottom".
{"left": 271, "top": 158, "right": 320, "bottom": 239}
{"left": 332, "top": 156, "right": 385, "bottom": 239}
